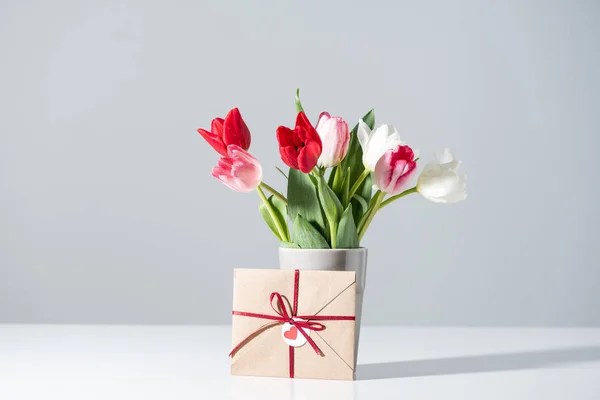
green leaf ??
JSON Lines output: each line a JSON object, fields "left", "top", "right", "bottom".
{"left": 271, "top": 195, "right": 289, "bottom": 238}
{"left": 327, "top": 166, "right": 337, "bottom": 187}
{"left": 339, "top": 109, "right": 375, "bottom": 184}
{"left": 340, "top": 109, "right": 374, "bottom": 223}
{"left": 292, "top": 215, "right": 330, "bottom": 249}
{"left": 295, "top": 88, "right": 305, "bottom": 113}
{"left": 259, "top": 206, "right": 280, "bottom": 239}
{"left": 322, "top": 219, "right": 332, "bottom": 243}
{"left": 351, "top": 194, "right": 369, "bottom": 215}
{"left": 353, "top": 174, "right": 373, "bottom": 224}
{"left": 287, "top": 168, "right": 325, "bottom": 235}
{"left": 279, "top": 241, "right": 300, "bottom": 248}
{"left": 317, "top": 175, "right": 342, "bottom": 226}
{"left": 258, "top": 195, "right": 288, "bottom": 240}
{"left": 337, "top": 204, "right": 359, "bottom": 248}
{"left": 275, "top": 166, "right": 288, "bottom": 179}
{"left": 331, "top": 165, "right": 344, "bottom": 195}
{"left": 359, "top": 173, "right": 373, "bottom": 206}
{"left": 308, "top": 173, "right": 318, "bottom": 187}
{"left": 341, "top": 167, "right": 351, "bottom": 207}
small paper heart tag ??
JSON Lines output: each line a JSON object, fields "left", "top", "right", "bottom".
{"left": 281, "top": 318, "right": 308, "bottom": 347}
{"left": 283, "top": 326, "right": 297, "bottom": 340}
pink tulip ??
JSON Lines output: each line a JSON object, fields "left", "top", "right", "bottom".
{"left": 374, "top": 145, "right": 417, "bottom": 195}
{"left": 315, "top": 112, "right": 350, "bottom": 168}
{"left": 211, "top": 145, "right": 262, "bottom": 192}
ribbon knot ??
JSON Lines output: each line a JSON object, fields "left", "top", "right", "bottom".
{"left": 269, "top": 291, "right": 325, "bottom": 355}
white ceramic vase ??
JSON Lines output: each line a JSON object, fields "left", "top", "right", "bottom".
{"left": 278, "top": 247, "right": 368, "bottom": 370}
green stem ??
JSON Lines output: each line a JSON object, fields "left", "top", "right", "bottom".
{"left": 329, "top": 222, "right": 337, "bottom": 249}
{"left": 358, "top": 191, "right": 385, "bottom": 242}
{"left": 256, "top": 186, "right": 288, "bottom": 241}
{"left": 259, "top": 182, "right": 287, "bottom": 205}
{"left": 348, "top": 169, "right": 370, "bottom": 200}
{"left": 311, "top": 167, "right": 325, "bottom": 179}
{"left": 379, "top": 186, "right": 418, "bottom": 209}
{"left": 357, "top": 194, "right": 381, "bottom": 232}
{"left": 357, "top": 205, "right": 372, "bottom": 233}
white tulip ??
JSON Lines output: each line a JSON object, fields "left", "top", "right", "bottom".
{"left": 417, "top": 148, "right": 467, "bottom": 203}
{"left": 357, "top": 119, "right": 404, "bottom": 171}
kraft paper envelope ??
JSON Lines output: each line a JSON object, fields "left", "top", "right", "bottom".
{"left": 230, "top": 268, "right": 356, "bottom": 380}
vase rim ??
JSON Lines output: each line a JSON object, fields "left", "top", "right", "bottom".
{"left": 279, "top": 247, "right": 367, "bottom": 252}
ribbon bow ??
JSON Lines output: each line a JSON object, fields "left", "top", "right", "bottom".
{"left": 267, "top": 291, "right": 325, "bottom": 355}
{"left": 229, "top": 269, "right": 355, "bottom": 378}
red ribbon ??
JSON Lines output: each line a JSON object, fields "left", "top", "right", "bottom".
{"left": 229, "top": 269, "right": 355, "bottom": 378}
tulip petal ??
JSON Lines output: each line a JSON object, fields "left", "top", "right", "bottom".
{"left": 316, "top": 116, "right": 349, "bottom": 168}
{"left": 315, "top": 112, "right": 331, "bottom": 132}
{"left": 223, "top": 108, "right": 251, "bottom": 151}
{"left": 357, "top": 119, "right": 371, "bottom": 153}
{"left": 280, "top": 146, "right": 300, "bottom": 170}
{"left": 442, "top": 172, "right": 467, "bottom": 203}
{"left": 391, "top": 162, "right": 417, "bottom": 193}
{"left": 228, "top": 144, "right": 254, "bottom": 161}
{"left": 361, "top": 124, "right": 403, "bottom": 171}
{"left": 217, "top": 156, "right": 234, "bottom": 169}
{"left": 339, "top": 120, "right": 350, "bottom": 159}
{"left": 211, "top": 118, "right": 225, "bottom": 138}
{"left": 297, "top": 140, "right": 321, "bottom": 173}
{"left": 374, "top": 150, "right": 394, "bottom": 192}
{"left": 211, "top": 145, "right": 262, "bottom": 193}
{"left": 198, "top": 128, "right": 227, "bottom": 156}
{"left": 374, "top": 145, "right": 417, "bottom": 195}
{"left": 276, "top": 126, "right": 294, "bottom": 147}
{"left": 417, "top": 151, "right": 467, "bottom": 204}
{"left": 435, "top": 148, "right": 455, "bottom": 164}
{"left": 296, "top": 111, "right": 313, "bottom": 131}
{"left": 212, "top": 166, "right": 241, "bottom": 192}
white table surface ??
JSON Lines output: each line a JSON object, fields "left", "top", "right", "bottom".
{"left": 1, "top": 325, "right": 600, "bottom": 399}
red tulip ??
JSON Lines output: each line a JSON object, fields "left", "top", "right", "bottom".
{"left": 374, "top": 145, "right": 418, "bottom": 195}
{"left": 197, "top": 108, "right": 251, "bottom": 156}
{"left": 276, "top": 112, "right": 323, "bottom": 173}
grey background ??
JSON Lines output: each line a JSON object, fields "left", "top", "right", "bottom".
{"left": 1, "top": 0, "right": 599, "bottom": 326}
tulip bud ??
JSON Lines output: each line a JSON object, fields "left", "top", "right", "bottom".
{"left": 374, "top": 145, "right": 418, "bottom": 195}
{"left": 417, "top": 149, "right": 467, "bottom": 203}
{"left": 357, "top": 119, "right": 404, "bottom": 171}
{"left": 315, "top": 112, "right": 350, "bottom": 168}
{"left": 276, "top": 112, "right": 323, "bottom": 173}
{"left": 198, "top": 108, "right": 251, "bottom": 156}
{"left": 211, "top": 145, "right": 262, "bottom": 192}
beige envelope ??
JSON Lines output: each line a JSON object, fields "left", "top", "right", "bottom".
{"left": 230, "top": 268, "right": 356, "bottom": 380}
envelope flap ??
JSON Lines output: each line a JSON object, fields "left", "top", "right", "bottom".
{"left": 296, "top": 270, "right": 356, "bottom": 317}
{"left": 294, "top": 329, "right": 354, "bottom": 380}
{"left": 309, "top": 286, "right": 356, "bottom": 369}
{"left": 233, "top": 268, "right": 295, "bottom": 315}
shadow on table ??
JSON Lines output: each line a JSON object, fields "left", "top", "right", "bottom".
{"left": 356, "top": 346, "right": 600, "bottom": 380}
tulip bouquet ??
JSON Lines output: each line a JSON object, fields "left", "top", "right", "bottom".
{"left": 197, "top": 90, "right": 467, "bottom": 249}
